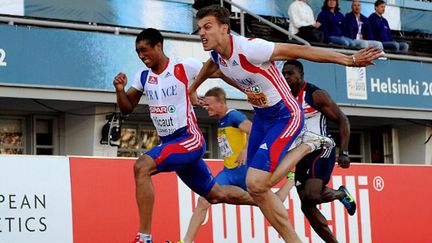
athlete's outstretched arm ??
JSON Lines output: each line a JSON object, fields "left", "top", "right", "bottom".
{"left": 313, "top": 90, "right": 351, "bottom": 168}
{"left": 189, "top": 59, "right": 219, "bottom": 105}
{"left": 271, "top": 44, "right": 383, "bottom": 67}
{"left": 113, "top": 72, "right": 142, "bottom": 115}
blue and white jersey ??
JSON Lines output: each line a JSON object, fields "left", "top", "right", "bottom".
{"left": 295, "top": 82, "right": 328, "bottom": 136}
{"left": 132, "top": 58, "right": 203, "bottom": 141}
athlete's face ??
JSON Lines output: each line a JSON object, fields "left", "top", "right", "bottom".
{"left": 197, "top": 16, "right": 229, "bottom": 51}
{"left": 282, "top": 65, "right": 303, "bottom": 93}
{"left": 135, "top": 40, "right": 162, "bottom": 69}
{"left": 204, "top": 96, "right": 225, "bottom": 118}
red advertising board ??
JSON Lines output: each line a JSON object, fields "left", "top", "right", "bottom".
{"left": 69, "top": 157, "right": 432, "bottom": 243}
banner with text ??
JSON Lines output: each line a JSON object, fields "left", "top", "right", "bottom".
{"left": 69, "top": 157, "right": 432, "bottom": 243}
{"left": 0, "top": 155, "right": 73, "bottom": 243}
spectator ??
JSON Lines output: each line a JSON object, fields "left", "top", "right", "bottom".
{"left": 317, "top": 0, "right": 363, "bottom": 48}
{"left": 345, "top": 0, "right": 383, "bottom": 49}
{"left": 368, "top": 0, "right": 409, "bottom": 52}
{"left": 288, "top": 0, "right": 324, "bottom": 43}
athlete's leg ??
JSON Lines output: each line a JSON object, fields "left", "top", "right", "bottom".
{"left": 176, "top": 158, "right": 256, "bottom": 205}
{"left": 183, "top": 196, "right": 211, "bottom": 243}
{"left": 274, "top": 174, "right": 295, "bottom": 202}
{"left": 269, "top": 143, "right": 312, "bottom": 186}
{"left": 247, "top": 168, "right": 301, "bottom": 243}
{"left": 296, "top": 148, "right": 344, "bottom": 204}
{"left": 298, "top": 180, "right": 338, "bottom": 243}
{"left": 133, "top": 154, "right": 158, "bottom": 235}
{"left": 270, "top": 128, "right": 335, "bottom": 186}
{"left": 245, "top": 106, "right": 305, "bottom": 242}
{"left": 183, "top": 167, "right": 235, "bottom": 243}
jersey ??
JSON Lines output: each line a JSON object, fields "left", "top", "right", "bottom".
{"left": 132, "top": 58, "right": 203, "bottom": 140}
{"left": 210, "top": 34, "right": 300, "bottom": 118}
{"left": 217, "top": 109, "right": 248, "bottom": 169}
{"left": 211, "top": 35, "right": 303, "bottom": 173}
{"left": 295, "top": 82, "right": 328, "bottom": 136}
{"left": 294, "top": 82, "right": 335, "bottom": 189}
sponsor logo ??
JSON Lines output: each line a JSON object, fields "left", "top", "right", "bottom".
{"left": 167, "top": 105, "right": 176, "bottom": 113}
{"left": 219, "top": 58, "right": 227, "bottom": 67}
{"left": 178, "top": 175, "right": 373, "bottom": 243}
{"left": 251, "top": 85, "right": 261, "bottom": 93}
{"left": 150, "top": 106, "right": 169, "bottom": 114}
{"left": 243, "top": 85, "right": 262, "bottom": 94}
{"left": 148, "top": 76, "right": 158, "bottom": 84}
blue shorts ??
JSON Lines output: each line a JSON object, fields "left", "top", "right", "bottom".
{"left": 215, "top": 164, "right": 248, "bottom": 191}
{"left": 247, "top": 100, "right": 304, "bottom": 173}
{"left": 295, "top": 147, "right": 336, "bottom": 190}
{"left": 146, "top": 127, "right": 215, "bottom": 196}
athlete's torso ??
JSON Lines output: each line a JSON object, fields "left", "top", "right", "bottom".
{"left": 211, "top": 35, "right": 299, "bottom": 113}
{"left": 217, "top": 109, "right": 248, "bottom": 169}
{"left": 295, "top": 82, "right": 328, "bottom": 136}
{"left": 132, "top": 58, "right": 202, "bottom": 138}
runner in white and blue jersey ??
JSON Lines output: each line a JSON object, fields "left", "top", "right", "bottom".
{"left": 190, "top": 5, "right": 382, "bottom": 242}
{"left": 114, "top": 28, "right": 256, "bottom": 243}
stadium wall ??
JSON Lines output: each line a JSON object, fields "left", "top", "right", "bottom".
{"left": 0, "top": 155, "right": 431, "bottom": 243}
{"left": 1, "top": 24, "right": 432, "bottom": 111}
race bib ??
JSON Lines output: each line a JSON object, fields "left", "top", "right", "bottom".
{"left": 246, "top": 92, "right": 268, "bottom": 107}
{"left": 217, "top": 134, "right": 234, "bottom": 158}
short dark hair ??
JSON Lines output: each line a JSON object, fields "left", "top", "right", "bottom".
{"left": 205, "top": 87, "right": 226, "bottom": 103}
{"left": 322, "top": 0, "right": 340, "bottom": 12}
{"left": 374, "top": 0, "right": 386, "bottom": 7}
{"left": 283, "top": 60, "right": 304, "bottom": 75}
{"left": 196, "top": 5, "right": 231, "bottom": 32}
{"left": 136, "top": 28, "right": 163, "bottom": 47}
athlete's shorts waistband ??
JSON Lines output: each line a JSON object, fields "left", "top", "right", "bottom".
{"left": 159, "top": 126, "right": 189, "bottom": 143}
{"left": 253, "top": 100, "right": 295, "bottom": 119}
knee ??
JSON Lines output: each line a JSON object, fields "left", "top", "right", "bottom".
{"left": 133, "top": 156, "right": 154, "bottom": 178}
{"left": 301, "top": 203, "right": 313, "bottom": 214}
{"left": 246, "top": 175, "right": 271, "bottom": 197}
{"left": 197, "top": 196, "right": 211, "bottom": 209}
{"left": 204, "top": 185, "right": 227, "bottom": 204}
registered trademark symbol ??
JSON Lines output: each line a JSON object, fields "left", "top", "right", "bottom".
{"left": 373, "top": 176, "right": 384, "bottom": 191}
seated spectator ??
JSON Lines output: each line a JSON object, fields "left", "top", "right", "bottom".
{"left": 288, "top": 0, "right": 324, "bottom": 43}
{"left": 368, "top": 0, "right": 409, "bottom": 52}
{"left": 317, "top": 0, "right": 363, "bottom": 48}
{"left": 345, "top": 0, "right": 383, "bottom": 49}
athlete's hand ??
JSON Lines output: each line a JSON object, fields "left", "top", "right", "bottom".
{"left": 189, "top": 90, "right": 206, "bottom": 107}
{"left": 351, "top": 47, "right": 384, "bottom": 67}
{"left": 237, "top": 149, "right": 247, "bottom": 167}
{"left": 337, "top": 155, "right": 350, "bottom": 168}
{"left": 113, "top": 72, "right": 128, "bottom": 92}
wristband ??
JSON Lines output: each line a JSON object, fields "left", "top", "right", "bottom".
{"left": 339, "top": 150, "right": 349, "bottom": 157}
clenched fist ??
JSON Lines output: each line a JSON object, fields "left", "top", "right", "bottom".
{"left": 113, "top": 72, "right": 128, "bottom": 91}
